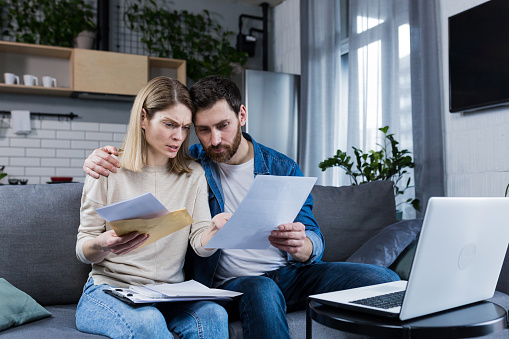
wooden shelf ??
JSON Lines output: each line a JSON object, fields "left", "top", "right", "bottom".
{"left": 0, "top": 41, "right": 187, "bottom": 98}
{"left": 0, "top": 83, "right": 72, "bottom": 96}
{"left": 0, "top": 41, "right": 72, "bottom": 58}
{"left": 149, "top": 57, "right": 186, "bottom": 84}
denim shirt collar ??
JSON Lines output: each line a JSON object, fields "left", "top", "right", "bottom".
{"left": 244, "top": 132, "right": 269, "bottom": 175}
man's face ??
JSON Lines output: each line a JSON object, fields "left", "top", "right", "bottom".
{"left": 194, "top": 99, "right": 246, "bottom": 163}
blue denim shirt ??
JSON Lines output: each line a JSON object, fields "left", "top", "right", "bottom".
{"left": 187, "top": 132, "right": 324, "bottom": 287}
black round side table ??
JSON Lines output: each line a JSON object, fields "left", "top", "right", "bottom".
{"left": 306, "top": 298, "right": 507, "bottom": 339}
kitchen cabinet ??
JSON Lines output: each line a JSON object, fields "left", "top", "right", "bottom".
{"left": 0, "top": 41, "right": 186, "bottom": 98}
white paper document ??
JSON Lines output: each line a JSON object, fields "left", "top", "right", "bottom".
{"left": 205, "top": 175, "right": 317, "bottom": 249}
{"left": 96, "top": 193, "right": 168, "bottom": 221}
{"left": 145, "top": 280, "right": 242, "bottom": 298}
{"left": 104, "top": 280, "right": 242, "bottom": 304}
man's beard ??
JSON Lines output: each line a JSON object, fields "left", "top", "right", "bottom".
{"left": 205, "top": 123, "right": 242, "bottom": 163}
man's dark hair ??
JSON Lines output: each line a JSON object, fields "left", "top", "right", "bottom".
{"left": 190, "top": 75, "right": 242, "bottom": 116}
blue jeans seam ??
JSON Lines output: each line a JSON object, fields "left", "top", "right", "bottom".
{"left": 171, "top": 305, "right": 205, "bottom": 339}
{"left": 238, "top": 296, "right": 252, "bottom": 338}
{"left": 82, "top": 291, "right": 134, "bottom": 339}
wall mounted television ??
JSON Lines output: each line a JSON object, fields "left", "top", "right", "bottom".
{"left": 449, "top": 0, "right": 509, "bottom": 113}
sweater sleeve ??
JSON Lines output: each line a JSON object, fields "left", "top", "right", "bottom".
{"left": 188, "top": 172, "right": 217, "bottom": 257}
{"left": 76, "top": 175, "right": 108, "bottom": 264}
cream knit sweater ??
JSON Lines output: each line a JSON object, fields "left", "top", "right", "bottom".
{"left": 76, "top": 160, "right": 215, "bottom": 288}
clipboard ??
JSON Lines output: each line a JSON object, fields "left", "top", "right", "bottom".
{"left": 103, "top": 280, "right": 242, "bottom": 304}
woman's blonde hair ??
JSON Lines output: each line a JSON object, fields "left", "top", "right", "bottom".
{"left": 120, "top": 76, "right": 194, "bottom": 174}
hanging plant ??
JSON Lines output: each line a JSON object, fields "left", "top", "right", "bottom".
{"left": 124, "top": 0, "right": 248, "bottom": 81}
{"left": 1, "top": 0, "right": 96, "bottom": 47}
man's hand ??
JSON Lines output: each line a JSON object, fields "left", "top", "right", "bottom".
{"left": 83, "top": 230, "right": 150, "bottom": 263}
{"left": 83, "top": 146, "right": 120, "bottom": 178}
{"left": 201, "top": 213, "right": 232, "bottom": 249}
{"left": 269, "top": 222, "right": 313, "bottom": 262}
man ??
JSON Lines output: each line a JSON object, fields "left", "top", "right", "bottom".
{"left": 84, "top": 75, "right": 399, "bottom": 339}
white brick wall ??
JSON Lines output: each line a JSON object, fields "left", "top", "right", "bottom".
{"left": 0, "top": 117, "right": 126, "bottom": 185}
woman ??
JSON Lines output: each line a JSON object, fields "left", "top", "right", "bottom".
{"left": 75, "top": 77, "right": 228, "bottom": 338}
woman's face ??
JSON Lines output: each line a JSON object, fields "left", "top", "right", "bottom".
{"left": 141, "top": 103, "right": 192, "bottom": 166}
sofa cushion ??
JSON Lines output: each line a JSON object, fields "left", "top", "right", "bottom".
{"left": 346, "top": 219, "right": 422, "bottom": 267}
{"left": 389, "top": 238, "right": 418, "bottom": 280}
{"left": 0, "top": 304, "right": 106, "bottom": 338}
{"left": 0, "top": 278, "right": 51, "bottom": 332}
{"left": 0, "top": 183, "right": 90, "bottom": 306}
{"left": 311, "top": 181, "right": 397, "bottom": 262}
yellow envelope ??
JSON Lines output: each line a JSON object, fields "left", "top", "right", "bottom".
{"left": 109, "top": 208, "right": 193, "bottom": 249}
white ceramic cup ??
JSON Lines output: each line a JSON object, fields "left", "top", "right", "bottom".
{"left": 4, "top": 72, "right": 20, "bottom": 85}
{"left": 23, "top": 74, "right": 39, "bottom": 86}
{"left": 42, "top": 76, "right": 57, "bottom": 88}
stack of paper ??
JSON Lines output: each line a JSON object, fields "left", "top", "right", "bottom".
{"left": 104, "top": 280, "right": 242, "bottom": 304}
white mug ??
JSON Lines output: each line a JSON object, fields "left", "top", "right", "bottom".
{"left": 23, "top": 74, "right": 38, "bottom": 86}
{"left": 42, "top": 76, "right": 57, "bottom": 88}
{"left": 4, "top": 72, "right": 20, "bottom": 85}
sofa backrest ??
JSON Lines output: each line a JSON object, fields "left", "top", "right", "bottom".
{"left": 311, "top": 180, "right": 397, "bottom": 262}
{"left": 0, "top": 183, "right": 89, "bottom": 306}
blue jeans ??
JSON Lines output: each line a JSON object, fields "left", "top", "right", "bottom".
{"left": 218, "top": 262, "right": 400, "bottom": 339}
{"left": 76, "top": 278, "right": 228, "bottom": 339}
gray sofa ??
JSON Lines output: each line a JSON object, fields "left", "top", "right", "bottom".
{"left": 1, "top": 181, "right": 508, "bottom": 338}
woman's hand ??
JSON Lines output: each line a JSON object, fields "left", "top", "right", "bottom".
{"left": 83, "top": 230, "right": 150, "bottom": 263}
{"left": 200, "top": 213, "right": 232, "bottom": 249}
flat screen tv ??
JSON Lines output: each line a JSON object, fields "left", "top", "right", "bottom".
{"left": 449, "top": 0, "right": 509, "bottom": 113}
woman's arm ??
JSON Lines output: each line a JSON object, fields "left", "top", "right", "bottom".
{"left": 77, "top": 175, "right": 148, "bottom": 264}
{"left": 188, "top": 173, "right": 225, "bottom": 257}
{"left": 201, "top": 213, "right": 231, "bottom": 248}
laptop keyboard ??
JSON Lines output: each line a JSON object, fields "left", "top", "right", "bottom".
{"left": 350, "top": 290, "right": 405, "bottom": 309}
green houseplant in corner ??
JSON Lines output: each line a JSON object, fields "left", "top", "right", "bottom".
{"left": 319, "top": 126, "right": 420, "bottom": 216}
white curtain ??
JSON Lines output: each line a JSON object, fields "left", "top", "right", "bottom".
{"left": 299, "top": 0, "right": 445, "bottom": 219}
{"left": 299, "top": 0, "right": 344, "bottom": 186}
{"left": 409, "top": 0, "right": 445, "bottom": 217}
{"left": 347, "top": 0, "right": 415, "bottom": 217}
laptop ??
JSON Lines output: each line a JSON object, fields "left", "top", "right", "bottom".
{"left": 310, "top": 197, "right": 509, "bottom": 321}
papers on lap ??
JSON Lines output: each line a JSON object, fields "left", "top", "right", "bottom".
{"left": 96, "top": 193, "right": 194, "bottom": 248}
{"left": 104, "top": 280, "right": 243, "bottom": 304}
{"left": 205, "top": 175, "right": 317, "bottom": 249}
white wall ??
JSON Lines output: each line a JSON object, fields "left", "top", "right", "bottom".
{"left": 439, "top": 0, "right": 509, "bottom": 197}
{"left": 0, "top": 118, "right": 126, "bottom": 185}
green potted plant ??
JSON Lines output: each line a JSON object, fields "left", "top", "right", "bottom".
{"left": 319, "top": 126, "right": 420, "bottom": 217}
{"left": 124, "top": 0, "right": 248, "bottom": 81}
{"left": 1, "top": 0, "right": 96, "bottom": 48}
